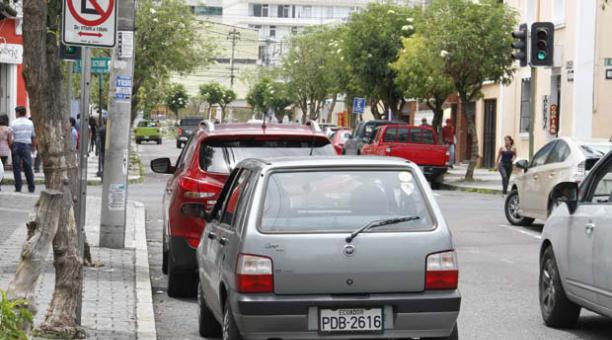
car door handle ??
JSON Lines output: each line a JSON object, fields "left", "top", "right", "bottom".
{"left": 218, "top": 237, "right": 228, "bottom": 246}
{"left": 585, "top": 223, "right": 596, "bottom": 235}
{"left": 207, "top": 232, "right": 217, "bottom": 240}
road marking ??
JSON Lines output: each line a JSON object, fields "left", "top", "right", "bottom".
{"left": 498, "top": 224, "right": 541, "bottom": 240}
{"left": 0, "top": 206, "right": 31, "bottom": 214}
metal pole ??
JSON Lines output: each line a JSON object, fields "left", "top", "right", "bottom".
{"left": 75, "top": 46, "right": 92, "bottom": 325}
{"left": 529, "top": 66, "right": 537, "bottom": 160}
{"left": 100, "top": 0, "right": 136, "bottom": 249}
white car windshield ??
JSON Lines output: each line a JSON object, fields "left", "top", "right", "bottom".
{"left": 260, "top": 170, "right": 433, "bottom": 232}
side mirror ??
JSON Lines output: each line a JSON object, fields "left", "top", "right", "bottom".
{"left": 515, "top": 159, "right": 529, "bottom": 171}
{"left": 551, "top": 182, "right": 579, "bottom": 214}
{"left": 150, "top": 158, "right": 176, "bottom": 174}
{"left": 181, "top": 203, "right": 212, "bottom": 222}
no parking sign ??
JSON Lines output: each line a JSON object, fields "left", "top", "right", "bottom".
{"left": 62, "top": 0, "right": 117, "bottom": 47}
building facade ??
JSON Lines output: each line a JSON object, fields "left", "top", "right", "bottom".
{"left": 459, "top": 0, "right": 612, "bottom": 168}
{"left": 0, "top": 2, "right": 28, "bottom": 122}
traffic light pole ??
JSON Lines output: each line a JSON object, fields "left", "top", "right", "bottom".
{"left": 100, "top": 0, "right": 136, "bottom": 248}
{"left": 529, "top": 67, "right": 537, "bottom": 160}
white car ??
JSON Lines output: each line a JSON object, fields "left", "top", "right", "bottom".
{"left": 505, "top": 137, "right": 612, "bottom": 226}
{"left": 538, "top": 150, "right": 612, "bottom": 328}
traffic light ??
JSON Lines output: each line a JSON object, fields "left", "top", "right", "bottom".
{"left": 59, "top": 43, "right": 81, "bottom": 61}
{"left": 511, "top": 24, "right": 528, "bottom": 67}
{"left": 530, "top": 22, "right": 554, "bottom": 67}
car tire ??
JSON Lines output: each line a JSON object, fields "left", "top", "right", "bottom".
{"left": 430, "top": 174, "right": 444, "bottom": 190}
{"left": 428, "top": 324, "right": 458, "bottom": 339}
{"left": 166, "top": 246, "right": 198, "bottom": 298}
{"left": 176, "top": 141, "right": 182, "bottom": 149}
{"left": 198, "top": 283, "right": 222, "bottom": 338}
{"left": 136, "top": 138, "right": 141, "bottom": 144}
{"left": 162, "top": 232, "right": 168, "bottom": 275}
{"left": 223, "top": 297, "right": 244, "bottom": 340}
{"left": 539, "top": 246, "right": 581, "bottom": 328}
{"left": 157, "top": 138, "right": 162, "bottom": 145}
{"left": 504, "top": 190, "right": 535, "bottom": 226}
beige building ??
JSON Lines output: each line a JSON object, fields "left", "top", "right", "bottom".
{"left": 460, "top": 0, "right": 612, "bottom": 168}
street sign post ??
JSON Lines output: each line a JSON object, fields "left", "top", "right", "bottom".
{"left": 62, "top": 0, "right": 117, "bottom": 48}
{"left": 352, "top": 97, "right": 366, "bottom": 115}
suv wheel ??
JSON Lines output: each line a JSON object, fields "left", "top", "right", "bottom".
{"left": 166, "top": 246, "right": 197, "bottom": 297}
{"left": 162, "top": 232, "right": 168, "bottom": 275}
{"left": 428, "top": 324, "right": 458, "bottom": 339}
{"left": 223, "top": 297, "right": 244, "bottom": 340}
{"left": 157, "top": 138, "right": 162, "bottom": 145}
{"left": 176, "top": 141, "right": 182, "bottom": 149}
{"left": 540, "top": 246, "right": 581, "bottom": 328}
{"left": 505, "top": 190, "right": 535, "bottom": 226}
{"left": 198, "top": 283, "right": 221, "bottom": 337}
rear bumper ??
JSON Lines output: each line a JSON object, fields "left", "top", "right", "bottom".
{"left": 420, "top": 166, "right": 448, "bottom": 179}
{"left": 169, "top": 236, "right": 197, "bottom": 272}
{"left": 230, "top": 290, "right": 460, "bottom": 339}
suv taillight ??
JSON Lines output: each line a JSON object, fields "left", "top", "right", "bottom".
{"left": 425, "top": 250, "right": 458, "bottom": 290}
{"left": 570, "top": 161, "right": 587, "bottom": 183}
{"left": 179, "top": 177, "right": 216, "bottom": 200}
{"left": 236, "top": 254, "right": 274, "bottom": 293}
{"left": 178, "top": 127, "right": 184, "bottom": 135}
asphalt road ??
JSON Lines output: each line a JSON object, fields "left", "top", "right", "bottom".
{"left": 3, "top": 140, "right": 611, "bottom": 339}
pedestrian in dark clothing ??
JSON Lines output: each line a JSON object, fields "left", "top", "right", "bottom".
{"left": 97, "top": 118, "right": 106, "bottom": 178}
{"left": 10, "top": 106, "right": 36, "bottom": 193}
{"left": 496, "top": 135, "right": 516, "bottom": 195}
{"left": 89, "top": 116, "right": 97, "bottom": 154}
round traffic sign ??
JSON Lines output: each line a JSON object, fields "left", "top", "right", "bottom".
{"left": 67, "top": 0, "right": 115, "bottom": 26}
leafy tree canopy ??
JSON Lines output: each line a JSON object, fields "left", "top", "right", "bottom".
{"left": 165, "top": 83, "right": 189, "bottom": 116}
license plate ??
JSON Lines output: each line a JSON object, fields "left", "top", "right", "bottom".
{"left": 319, "top": 308, "right": 383, "bottom": 334}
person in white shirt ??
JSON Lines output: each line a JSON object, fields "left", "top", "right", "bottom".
{"left": 9, "top": 106, "right": 37, "bottom": 193}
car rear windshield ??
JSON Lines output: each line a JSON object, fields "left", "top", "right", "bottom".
{"left": 260, "top": 170, "right": 433, "bottom": 233}
{"left": 580, "top": 144, "right": 612, "bottom": 158}
{"left": 180, "top": 118, "right": 201, "bottom": 126}
{"left": 199, "top": 138, "right": 335, "bottom": 174}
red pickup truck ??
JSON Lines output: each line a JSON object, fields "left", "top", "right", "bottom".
{"left": 361, "top": 124, "right": 449, "bottom": 187}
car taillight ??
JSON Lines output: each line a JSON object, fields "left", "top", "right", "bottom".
{"left": 425, "top": 250, "right": 459, "bottom": 290}
{"left": 178, "top": 127, "right": 183, "bottom": 135}
{"left": 236, "top": 254, "right": 274, "bottom": 293}
{"left": 570, "top": 161, "right": 586, "bottom": 183}
{"left": 179, "top": 177, "right": 216, "bottom": 199}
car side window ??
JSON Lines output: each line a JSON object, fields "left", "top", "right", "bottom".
{"left": 176, "top": 135, "right": 197, "bottom": 169}
{"left": 530, "top": 141, "right": 557, "bottom": 168}
{"left": 547, "top": 140, "right": 570, "bottom": 164}
{"left": 397, "top": 128, "right": 409, "bottom": 143}
{"left": 586, "top": 160, "right": 612, "bottom": 204}
{"left": 220, "top": 170, "right": 251, "bottom": 227}
{"left": 383, "top": 128, "right": 397, "bottom": 142}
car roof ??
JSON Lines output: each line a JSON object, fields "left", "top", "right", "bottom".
{"left": 238, "top": 156, "right": 416, "bottom": 171}
{"left": 196, "top": 122, "right": 328, "bottom": 138}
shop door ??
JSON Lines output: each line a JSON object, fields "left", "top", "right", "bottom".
{"left": 482, "top": 99, "right": 497, "bottom": 168}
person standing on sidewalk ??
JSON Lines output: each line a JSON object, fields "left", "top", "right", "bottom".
{"left": 89, "top": 116, "right": 97, "bottom": 154}
{"left": 0, "top": 115, "right": 13, "bottom": 191}
{"left": 442, "top": 119, "right": 456, "bottom": 167}
{"left": 496, "top": 135, "right": 516, "bottom": 195}
{"left": 10, "top": 106, "right": 37, "bottom": 193}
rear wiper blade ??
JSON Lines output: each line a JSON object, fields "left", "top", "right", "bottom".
{"left": 345, "top": 216, "right": 420, "bottom": 243}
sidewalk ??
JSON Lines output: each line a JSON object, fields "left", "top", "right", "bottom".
{"left": 442, "top": 163, "right": 507, "bottom": 194}
{"left": 0, "top": 194, "right": 156, "bottom": 339}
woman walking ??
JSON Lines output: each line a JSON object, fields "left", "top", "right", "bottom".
{"left": 496, "top": 136, "right": 516, "bottom": 195}
{"left": 0, "top": 114, "right": 13, "bottom": 191}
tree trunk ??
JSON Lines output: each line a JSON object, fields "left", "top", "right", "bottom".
{"left": 461, "top": 94, "right": 480, "bottom": 181}
{"left": 7, "top": 0, "right": 85, "bottom": 337}
{"left": 370, "top": 99, "right": 382, "bottom": 120}
{"left": 326, "top": 94, "right": 338, "bottom": 123}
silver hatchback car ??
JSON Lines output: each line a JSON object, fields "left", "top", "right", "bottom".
{"left": 192, "top": 156, "right": 460, "bottom": 340}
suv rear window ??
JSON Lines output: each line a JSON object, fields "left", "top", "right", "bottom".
{"left": 180, "top": 118, "right": 201, "bottom": 126}
{"left": 199, "top": 138, "right": 335, "bottom": 174}
{"left": 260, "top": 170, "right": 433, "bottom": 232}
{"left": 409, "top": 128, "right": 435, "bottom": 144}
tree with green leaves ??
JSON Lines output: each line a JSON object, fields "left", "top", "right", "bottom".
{"left": 134, "top": 0, "right": 215, "bottom": 121}
{"left": 341, "top": 3, "right": 415, "bottom": 119}
{"left": 218, "top": 88, "right": 237, "bottom": 122}
{"left": 423, "top": 0, "right": 517, "bottom": 180}
{"left": 165, "top": 83, "right": 189, "bottom": 118}
{"left": 392, "top": 34, "right": 455, "bottom": 135}
{"left": 246, "top": 77, "right": 293, "bottom": 121}
{"left": 199, "top": 82, "right": 235, "bottom": 121}
{"left": 282, "top": 26, "right": 343, "bottom": 123}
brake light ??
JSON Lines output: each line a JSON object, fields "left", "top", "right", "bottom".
{"left": 425, "top": 250, "right": 459, "bottom": 290}
{"left": 570, "top": 161, "right": 586, "bottom": 183}
{"left": 178, "top": 127, "right": 183, "bottom": 135}
{"left": 179, "top": 177, "right": 216, "bottom": 199}
{"left": 236, "top": 254, "right": 274, "bottom": 293}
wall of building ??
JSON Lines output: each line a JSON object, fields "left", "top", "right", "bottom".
{"left": 0, "top": 17, "right": 27, "bottom": 122}
{"left": 593, "top": 5, "right": 612, "bottom": 140}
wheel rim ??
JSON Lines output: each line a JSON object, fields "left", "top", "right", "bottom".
{"left": 541, "top": 258, "right": 557, "bottom": 314}
{"left": 508, "top": 194, "right": 522, "bottom": 221}
{"left": 223, "top": 308, "right": 230, "bottom": 340}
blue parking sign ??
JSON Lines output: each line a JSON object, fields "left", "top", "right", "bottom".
{"left": 352, "top": 97, "right": 366, "bottom": 114}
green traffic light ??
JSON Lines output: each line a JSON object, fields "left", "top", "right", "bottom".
{"left": 537, "top": 51, "right": 547, "bottom": 60}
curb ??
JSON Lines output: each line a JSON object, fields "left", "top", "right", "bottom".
{"left": 132, "top": 201, "right": 157, "bottom": 339}
{"left": 440, "top": 182, "right": 503, "bottom": 195}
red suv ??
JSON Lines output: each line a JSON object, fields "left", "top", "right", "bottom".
{"left": 150, "top": 121, "right": 335, "bottom": 297}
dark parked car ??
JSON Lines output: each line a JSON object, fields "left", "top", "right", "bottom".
{"left": 191, "top": 156, "right": 460, "bottom": 339}
{"left": 343, "top": 120, "right": 404, "bottom": 155}
{"left": 150, "top": 121, "right": 336, "bottom": 297}
{"left": 176, "top": 117, "right": 203, "bottom": 148}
